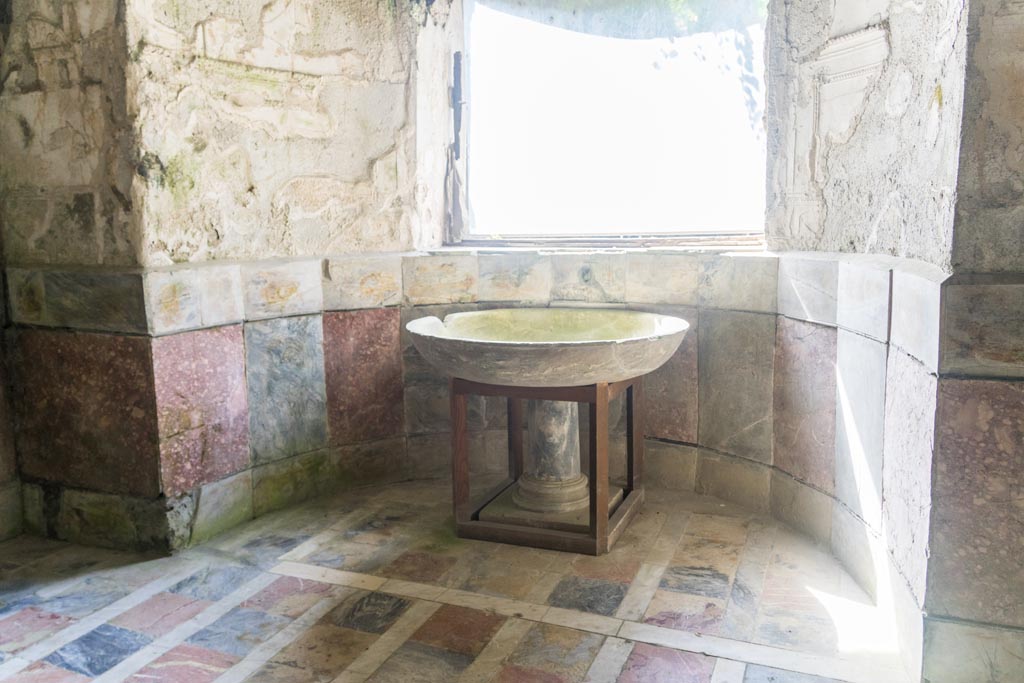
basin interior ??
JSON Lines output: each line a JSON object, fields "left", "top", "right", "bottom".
{"left": 421, "top": 308, "right": 688, "bottom": 343}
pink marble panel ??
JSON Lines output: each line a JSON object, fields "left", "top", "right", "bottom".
{"left": 323, "top": 309, "right": 403, "bottom": 444}
{"left": 773, "top": 318, "right": 837, "bottom": 494}
{"left": 152, "top": 325, "right": 250, "bottom": 496}
{"left": 644, "top": 307, "right": 699, "bottom": 443}
{"left": 14, "top": 330, "right": 160, "bottom": 497}
{"left": 928, "top": 379, "right": 1024, "bottom": 628}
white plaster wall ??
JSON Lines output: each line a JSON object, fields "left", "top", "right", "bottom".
{"left": 766, "top": 0, "right": 968, "bottom": 271}
{"left": 123, "top": 0, "right": 457, "bottom": 265}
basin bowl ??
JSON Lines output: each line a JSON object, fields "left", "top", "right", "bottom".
{"left": 406, "top": 308, "right": 690, "bottom": 387}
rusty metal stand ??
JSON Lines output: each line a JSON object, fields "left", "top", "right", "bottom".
{"left": 449, "top": 376, "right": 645, "bottom": 555}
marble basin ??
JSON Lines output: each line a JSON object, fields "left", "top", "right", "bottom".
{"left": 406, "top": 308, "right": 689, "bottom": 387}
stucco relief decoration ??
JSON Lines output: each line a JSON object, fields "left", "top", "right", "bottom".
{"left": 780, "top": 27, "right": 890, "bottom": 248}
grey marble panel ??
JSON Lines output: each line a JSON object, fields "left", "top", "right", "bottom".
{"left": 769, "top": 471, "right": 831, "bottom": 547}
{"left": 777, "top": 254, "right": 838, "bottom": 326}
{"left": 940, "top": 279, "right": 1024, "bottom": 379}
{"left": 44, "top": 271, "right": 148, "bottom": 333}
{"left": 550, "top": 253, "right": 626, "bottom": 303}
{"left": 890, "top": 261, "right": 946, "bottom": 373}
{"left": 625, "top": 252, "right": 700, "bottom": 305}
{"left": 834, "top": 329, "right": 887, "bottom": 530}
{"left": 882, "top": 349, "right": 936, "bottom": 606}
{"left": 923, "top": 617, "right": 1024, "bottom": 683}
{"left": 478, "top": 253, "right": 552, "bottom": 304}
{"left": 245, "top": 315, "right": 328, "bottom": 464}
{"left": 699, "top": 253, "right": 778, "bottom": 313}
{"left": 698, "top": 310, "right": 776, "bottom": 463}
{"left": 836, "top": 257, "right": 892, "bottom": 341}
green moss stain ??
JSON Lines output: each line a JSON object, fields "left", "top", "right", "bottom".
{"left": 933, "top": 84, "right": 944, "bottom": 108}
{"left": 163, "top": 153, "right": 198, "bottom": 206}
{"left": 419, "top": 518, "right": 466, "bottom": 553}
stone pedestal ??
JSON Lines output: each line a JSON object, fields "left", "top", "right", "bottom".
{"left": 512, "top": 400, "right": 589, "bottom": 513}
{"left": 480, "top": 398, "right": 623, "bottom": 533}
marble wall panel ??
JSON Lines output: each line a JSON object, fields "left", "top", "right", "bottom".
{"left": 940, "top": 280, "right": 1024, "bottom": 379}
{"left": 769, "top": 471, "right": 832, "bottom": 547}
{"left": 0, "top": 354, "right": 16, "bottom": 486}
{"left": 881, "top": 349, "right": 937, "bottom": 605}
{"left": 478, "top": 253, "right": 551, "bottom": 304}
{"left": 928, "top": 378, "right": 1024, "bottom": 628}
{"left": 9, "top": 270, "right": 148, "bottom": 333}
{"left": 14, "top": 329, "right": 160, "bottom": 497}
{"left": 245, "top": 316, "right": 329, "bottom": 465}
{"left": 0, "top": 480, "right": 22, "bottom": 541}
{"left": 777, "top": 255, "right": 839, "bottom": 326}
{"left": 242, "top": 260, "right": 323, "bottom": 321}
{"left": 152, "top": 325, "right": 250, "bottom": 497}
{"left": 323, "top": 309, "right": 404, "bottom": 444}
{"left": 252, "top": 449, "right": 337, "bottom": 517}
{"left": 922, "top": 618, "right": 1024, "bottom": 683}
{"left": 834, "top": 330, "right": 887, "bottom": 529}
{"left": 695, "top": 450, "right": 771, "bottom": 513}
{"left": 144, "top": 265, "right": 245, "bottom": 334}
{"left": 625, "top": 253, "right": 699, "bottom": 305}
{"left": 403, "top": 254, "right": 478, "bottom": 305}
{"left": 336, "top": 437, "right": 409, "bottom": 487}
{"left": 324, "top": 255, "right": 403, "bottom": 310}
{"left": 890, "top": 262, "right": 945, "bottom": 373}
{"left": 698, "top": 253, "right": 778, "bottom": 313}
{"left": 191, "top": 471, "right": 254, "bottom": 545}
{"left": 836, "top": 258, "right": 892, "bottom": 341}
{"left": 698, "top": 310, "right": 776, "bottom": 463}
{"left": 550, "top": 253, "right": 626, "bottom": 303}
{"left": 636, "top": 306, "right": 698, "bottom": 444}
{"left": 773, "top": 318, "right": 837, "bottom": 494}
{"left": 644, "top": 440, "right": 698, "bottom": 491}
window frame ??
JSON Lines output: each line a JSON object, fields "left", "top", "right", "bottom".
{"left": 447, "top": 0, "right": 769, "bottom": 249}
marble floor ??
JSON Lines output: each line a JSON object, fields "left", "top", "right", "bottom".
{"left": 0, "top": 482, "right": 908, "bottom": 683}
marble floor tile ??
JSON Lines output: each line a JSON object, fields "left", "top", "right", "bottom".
{"left": 322, "top": 591, "right": 412, "bottom": 635}
{"left": 408, "top": 604, "right": 506, "bottom": 657}
{"left": 36, "top": 579, "right": 132, "bottom": 619}
{"left": 642, "top": 590, "right": 726, "bottom": 633}
{"left": 378, "top": 551, "right": 457, "bottom": 584}
{"left": 4, "top": 661, "right": 92, "bottom": 682}
{"left": 186, "top": 607, "right": 293, "bottom": 658}
{"left": 0, "top": 608, "right": 75, "bottom": 653}
{"left": 169, "top": 565, "right": 264, "bottom": 602}
{"left": 365, "top": 641, "right": 475, "bottom": 682}
{"left": 125, "top": 643, "right": 239, "bottom": 683}
{"left": 43, "top": 623, "right": 153, "bottom": 676}
{"left": 110, "top": 591, "right": 213, "bottom": 637}
{"left": 240, "top": 576, "right": 339, "bottom": 619}
{"left": 618, "top": 642, "right": 716, "bottom": 683}
{"left": 269, "top": 623, "right": 377, "bottom": 681}
{"left": 743, "top": 664, "right": 842, "bottom": 682}
{"left": 0, "top": 480, "right": 906, "bottom": 683}
{"left": 506, "top": 623, "right": 606, "bottom": 681}
{"left": 496, "top": 662, "right": 570, "bottom": 682}
{"left": 547, "top": 576, "right": 629, "bottom": 617}
{"left": 659, "top": 562, "right": 736, "bottom": 601}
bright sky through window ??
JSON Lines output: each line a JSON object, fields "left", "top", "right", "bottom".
{"left": 464, "top": 1, "right": 767, "bottom": 237}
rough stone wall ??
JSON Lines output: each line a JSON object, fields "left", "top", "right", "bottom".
{"left": 124, "top": 0, "right": 457, "bottom": 265}
{"left": 0, "top": 0, "right": 138, "bottom": 266}
{"left": 950, "top": 0, "right": 1024, "bottom": 274}
{"left": 766, "top": 0, "right": 968, "bottom": 271}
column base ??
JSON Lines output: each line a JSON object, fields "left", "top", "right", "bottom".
{"left": 512, "top": 473, "right": 590, "bottom": 513}
{"left": 479, "top": 483, "right": 624, "bottom": 533}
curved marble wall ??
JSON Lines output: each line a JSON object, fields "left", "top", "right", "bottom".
{"left": 4, "top": 249, "right": 1022, "bottom": 680}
